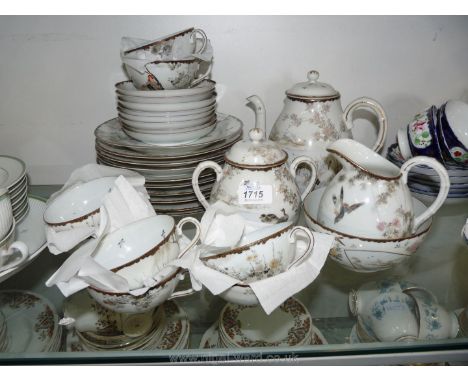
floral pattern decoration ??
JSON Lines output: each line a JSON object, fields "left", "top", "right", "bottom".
{"left": 409, "top": 112, "right": 432, "bottom": 149}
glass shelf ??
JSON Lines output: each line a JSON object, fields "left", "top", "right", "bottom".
{"left": 0, "top": 186, "right": 467, "bottom": 365}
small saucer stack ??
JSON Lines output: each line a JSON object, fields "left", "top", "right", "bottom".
{"left": 0, "top": 156, "right": 29, "bottom": 223}
{"left": 199, "top": 298, "right": 328, "bottom": 349}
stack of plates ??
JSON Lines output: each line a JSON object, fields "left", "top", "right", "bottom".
{"left": 116, "top": 80, "right": 217, "bottom": 145}
{"left": 0, "top": 290, "right": 62, "bottom": 352}
{"left": 387, "top": 144, "right": 468, "bottom": 205}
{"left": 67, "top": 301, "right": 190, "bottom": 352}
{"left": 200, "top": 298, "right": 328, "bottom": 349}
{"left": 0, "top": 156, "right": 29, "bottom": 223}
{"left": 95, "top": 113, "right": 243, "bottom": 217}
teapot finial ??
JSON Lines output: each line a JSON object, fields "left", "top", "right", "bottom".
{"left": 246, "top": 95, "right": 266, "bottom": 138}
{"left": 307, "top": 70, "right": 320, "bottom": 82}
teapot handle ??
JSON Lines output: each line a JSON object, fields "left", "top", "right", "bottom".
{"left": 290, "top": 156, "right": 318, "bottom": 201}
{"left": 343, "top": 97, "right": 388, "bottom": 153}
{"left": 192, "top": 161, "right": 223, "bottom": 209}
{"left": 400, "top": 156, "right": 450, "bottom": 232}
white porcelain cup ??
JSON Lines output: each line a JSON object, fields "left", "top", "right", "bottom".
{"left": 362, "top": 292, "right": 419, "bottom": 342}
{"left": 0, "top": 188, "right": 13, "bottom": 241}
{"left": 413, "top": 297, "right": 459, "bottom": 340}
{"left": 0, "top": 221, "right": 28, "bottom": 273}
{"left": 349, "top": 279, "right": 437, "bottom": 317}
{"left": 144, "top": 58, "right": 212, "bottom": 90}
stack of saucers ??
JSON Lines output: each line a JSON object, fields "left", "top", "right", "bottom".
{"left": 117, "top": 80, "right": 217, "bottom": 144}
{"left": 95, "top": 113, "right": 242, "bottom": 217}
{"left": 199, "top": 298, "right": 328, "bottom": 349}
{"left": 387, "top": 144, "right": 468, "bottom": 205}
{"left": 67, "top": 301, "right": 190, "bottom": 352}
{"left": 0, "top": 290, "right": 62, "bottom": 352}
{"left": 0, "top": 156, "right": 29, "bottom": 223}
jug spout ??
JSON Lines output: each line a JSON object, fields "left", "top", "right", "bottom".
{"left": 247, "top": 95, "right": 266, "bottom": 137}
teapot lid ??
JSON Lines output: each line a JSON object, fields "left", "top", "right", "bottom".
{"left": 225, "top": 128, "right": 287, "bottom": 168}
{"left": 286, "top": 70, "right": 340, "bottom": 100}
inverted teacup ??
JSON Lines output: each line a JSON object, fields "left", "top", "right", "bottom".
{"left": 43, "top": 177, "right": 117, "bottom": 232}
{"left": 144, "top": 58, "right": 212, "bottom": 90}
{"left": 0, "top": 188, "right": 13, "bottom": 240}
{"left": 0, "top": 221, "right": 28, "bottom": 273}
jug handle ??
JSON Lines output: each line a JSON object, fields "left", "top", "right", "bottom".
{"left": 290, "top": 156, "right": 318, "bottom": 201}
{"left": 343, "top": 97, "right": 388, "bottom": 153}
{"left": 192, "top": 161, "right": 223, "bottom": 209}
{"left": 287, "top": 226, "right": 315, "bottom": 270}
{"left": 400, "top": 156, "right": 450, "bottom": 232}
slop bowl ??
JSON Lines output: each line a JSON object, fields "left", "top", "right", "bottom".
{"left": 304, "top": 187, "right": 432, "bottom": 273}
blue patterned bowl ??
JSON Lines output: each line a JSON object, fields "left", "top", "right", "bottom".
{"left": 438, "top": 101, "right": 468, "bottom": 165}
{"left": 407, "top": 105, "right": 444, "bottom": 161}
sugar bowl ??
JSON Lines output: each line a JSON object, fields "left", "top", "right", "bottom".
{"left": 192, "top": 95, "right": 316, "bottom": 223}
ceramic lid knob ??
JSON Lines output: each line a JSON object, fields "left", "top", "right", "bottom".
{"left": 249, "top": 128, "right": 264, "bottom": 143}
{"left": 307, "top": 70, "right": 320, "bottom": 82}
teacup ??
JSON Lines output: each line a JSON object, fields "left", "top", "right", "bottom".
{"left": 0, "top": 188, "right": 13, "bottom": 240}
{"left": 412, "top": 297, "right": 459, "bottom": 340}
{"left": 123, "top": 28, "right": 208, "bottom": 59}
{"left": 219, "top": 228, "right": 316, "bottom": 306}
{"left": 44, "top": 177, "right": 117, "bottom": 232}
{"left": 362, "top": 292, "right": 419, "bottom": 342}
{"left": 349, "top": 279, "right": 437, "bottom": 317}
{"left": 397, "top": 128, "right": 413, "bottom": 160}
{"left": 0, "top": 221, "right": 29, "bottom": 273}
{"left": 88, "top": 216, "right": 201, "bottom": 314}
{"left": 200, "top": 222, "right": 315, "bottom": 283}
{"left": 143, "top": 58, "right": 212, "bottom": 90}
{"left": 407, "top": 106, "right": 445, "bottom": 161}
{"left": 438, "top": 100, "right": 468, "bottom": 165}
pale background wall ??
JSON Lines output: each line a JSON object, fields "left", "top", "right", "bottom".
{"left": 0, "top": 15, "right": 468, "bottom": 184}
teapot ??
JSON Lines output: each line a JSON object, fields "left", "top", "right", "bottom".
{"left": 317, "top": 139, "right": 450, "bottom": 239}
{"left": 192, "top": 95, "right": 317, "bottom": 224}
{"left": 269, "top": 70, "right": 388, "bottom": 187}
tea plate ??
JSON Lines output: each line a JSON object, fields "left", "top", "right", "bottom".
{"left": 118, "top": 114, "right": 214, "bottom": 130}
{"left": 118, "top": 91, "right": 214, "bottom": 105}
{"left": 118, "top": 97, "right": 216, "bottom": 113}
{"left": 115, "top": 79, "right": 216, "bottom": 98}
{"left": 95, "top": 114, "right": 242, "bottom": 152}
{"left": 118, "top": 107, "right": 215, "bottom": 124}
{"left": 0, "top": 290, "right": 59, "bottom": 352}
{"left": 0, "top": 156, "right": 26, "bottom": 190}
{"left": 118, "top": 104, "right": 216, "bottom": 118}
{"left": 0, "top": 196, "right": 47, "bottom": 283}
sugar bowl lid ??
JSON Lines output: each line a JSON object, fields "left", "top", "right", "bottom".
{"left": 286, "top": 70, "right": 340, "bottom": 100}
{"left": 225, "top": 128, "right": 287, "bottom": 168}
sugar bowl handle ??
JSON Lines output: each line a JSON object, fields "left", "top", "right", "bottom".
{"left": 400, "top": 156, "right": 450, "bottom": 232}
{"left": 192, "top": 161, "right": 223, "bottom": 209}
{"left": 290, "top": 156, "right": 318, "bottom": 201}
{"left": 343, "top": 97, "right": 388, "bottom": 153}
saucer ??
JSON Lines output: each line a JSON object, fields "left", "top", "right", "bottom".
{"left": 0, "top": 156, "right": 26, "bottom": 190}
{"left": 0, "top": 196, "right": 47, "bottom": 284}
{"left": 0, "top": 290, "right": 61, "bottom": 352}
{"left": 115, "top": 79, "right": 216, "bottom": 98}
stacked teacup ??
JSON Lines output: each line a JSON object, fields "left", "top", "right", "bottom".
{"left": 391, "top": 100, "right": 468, "bottom": 205}
{"left": 348, "top": 279, "right": 459, "bottom": 343}
{"left": 119, "top": 28, "right": 216, "bottom": 144}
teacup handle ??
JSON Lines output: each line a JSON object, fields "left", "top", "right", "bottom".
{"left": 189, "top": 61, "right": 212, "bottom": 88}
{"left": 287, "top": 226, "right": 315, "bottom": 270}
{"left": 290, "top": 156, "right": 318, "bottom": 201}
{"left": 0, "top": 241, "right": 28, "bottom": 272}
{"left": 176, "top": 217, "right": 202, "bottom": 259}
{"left": 400, "top": 156, "right": 450, "bottom": 232}
{"left": 169, "top": 270, "right": 196, "bottom": 300}
{"left": 191, "top": 28, "right": 208, "bottom": 55}
{"left": 343, "top": 97, "right": 388, "bottom": 153}
{"left": 192, "top": 161, "right": 223, "bottom": 209}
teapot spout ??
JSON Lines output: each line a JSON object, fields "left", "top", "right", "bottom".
{"left": 246, "top": 95, "right": 266, "bottom": 138}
